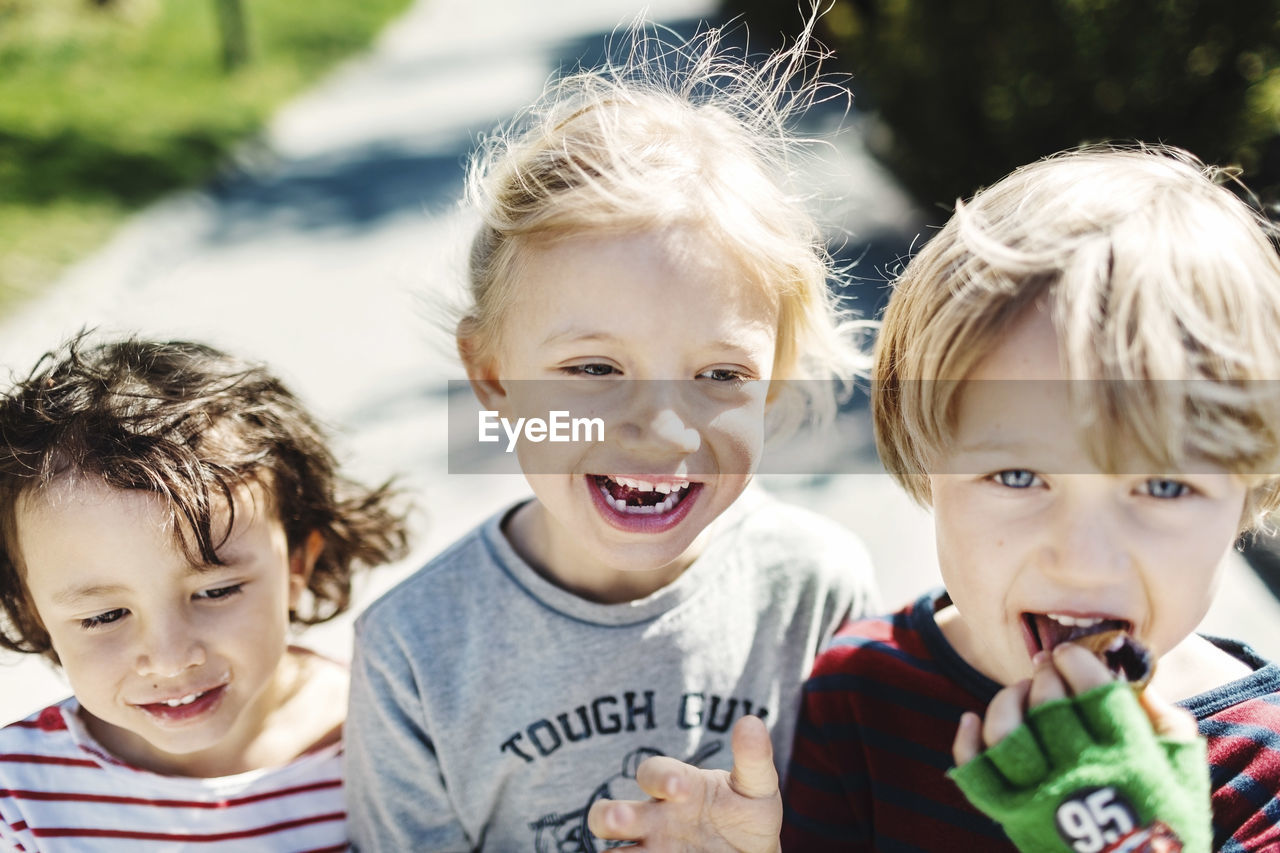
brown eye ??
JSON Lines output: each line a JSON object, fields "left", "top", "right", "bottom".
{"left": 81, "top": 609, "right": 127, "bottom": 630}
{"left": 562, "top": 363, "right": 617, "bottom": 377}
{"left": 699, "top": 368, "right": 745, "bottom": 382}
{"left": 196, "top": 584, "right": 244, "bottom": 601}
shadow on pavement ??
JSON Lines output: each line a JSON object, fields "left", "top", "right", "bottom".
{"left": 203, "top": 142, "right": 468, "bottom": 242}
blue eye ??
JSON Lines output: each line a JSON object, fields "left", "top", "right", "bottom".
{"left": 1143, "top": 479, "right": 1190, "bottom": 499}
{"left": 562, "top": 363, "right": 617, "bottom": 377}
{"left": 80, "top": 609, "right": 127, "bottom": 630}
{"left": 195, "top": 584, "right": 243, "bottom": 601}
{"left": 993, "top": 469, "right": 1040, "bottom": 489}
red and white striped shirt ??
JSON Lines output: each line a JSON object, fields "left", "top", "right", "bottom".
{"left": 0, "top": 698, "right": 346, "bottom": 852}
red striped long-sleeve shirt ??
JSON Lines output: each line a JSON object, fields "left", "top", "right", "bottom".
{"left": 782, "top": 590, "right": 1280, "bottom": 852}
{"left": 0, "top": 698, "right": 346, "bottom": 853}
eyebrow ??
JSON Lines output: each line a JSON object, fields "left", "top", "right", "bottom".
{"left": 957, "top": 440, "right": 1009, "bottom": 453}
{"left": 541, "top": 329, "right": 621, "bottom": 347}
{"left": 52, "top": 583, "right": 132, "bottom": 607}
{"left": 953, "top": 438, "right": 1037, "bottom": 455}
{"left": 50, "top": 564, "right": 226, "bottom": 607}
{"left": 541, "top": 329, "right": 765, "bottom": 363}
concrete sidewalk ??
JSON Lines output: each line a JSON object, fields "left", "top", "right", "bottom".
{"left": 2, "top": 0, "right": 1278, "bottom": 726}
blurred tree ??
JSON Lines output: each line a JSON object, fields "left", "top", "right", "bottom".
{"left": 725, "top": 0, "right": 1280, "bottom": 215}
{"left": 213, "top": 0, "right": 249, "bottom": 71}
{"left": 81, "top": 0, "right": 249, "bottom": 71}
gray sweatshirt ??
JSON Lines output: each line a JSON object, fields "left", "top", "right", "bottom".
{"left": 346, "top": 493, "right": 877, "bottom": 852}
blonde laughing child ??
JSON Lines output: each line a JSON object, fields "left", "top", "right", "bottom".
{"left": 589, "top": 146, "right": 1280, "bottom": 852}
{"left": 0, "top": 335, "right": 407, "bottom": 851}
{"left": 344, "top": 19, "right": 879, "bottom": 852}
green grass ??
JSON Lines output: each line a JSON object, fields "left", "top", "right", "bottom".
{"left": 0, "top": 0, "right": 414, "bottom": 314}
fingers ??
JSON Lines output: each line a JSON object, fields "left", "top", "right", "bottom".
{"left": 960, "top": 641, "right": 1192, "bottom": 776}
{"left": 982, "top": 679, "right": 1030, "bottom": 748}
{"left": 1027, "top": 652, "right": 1068, "bottom": 708}
{"left": 587, "top": 725, "right": 783, "bottom": 851}
{"left": 590, "top": 755, "right": 695, "bottom": 841}
{"left": 965, "top": 644, "right": 1123, "bottom": 755}
{"left": 1138, "top": 687, "right": 1198, "bottom": 742}
{"left": 1050, "top": 643, "right": 1114, "bottom": 694}
{"left": 729, "top": 715, "right": 779, "bottom": 800}
{"left": 958, "top": 653, "right": 1070, "bottom": 764}
{"left": 952, "top": 711, "right": 983, "bottom": 765}
{"left": 634, "top": 755, "right": 695, "bottom": 801}
{"left": 587, "top": 797, "right": 645, "bottom": 841}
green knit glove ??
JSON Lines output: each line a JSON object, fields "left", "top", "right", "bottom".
{"left": 948, "top": 681, "right": 1210, "bottom": 853}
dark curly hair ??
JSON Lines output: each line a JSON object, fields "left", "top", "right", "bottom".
{"left": 0, "top": 334, "right": 409, "bottom": 663}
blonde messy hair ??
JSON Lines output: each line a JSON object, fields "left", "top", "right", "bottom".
{"left": 874, "top": 144, "right": 1280, "bottom": 528}
{"left": 457, "top": 15, "right": 866, "bottom": 427}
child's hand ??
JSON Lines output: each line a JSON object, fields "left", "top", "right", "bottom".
{"left": 952, "top": 643, "right": 1199, "bottom": 763}
{"left": 586, "top": 715, "right": 782, "bottom": 853}
{"left": 948, "top": 643, "right": 1210, "bottom": 853}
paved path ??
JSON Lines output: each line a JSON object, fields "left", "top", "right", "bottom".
{"left": 2, "top": 0, "right": 1277, "bottom": 725}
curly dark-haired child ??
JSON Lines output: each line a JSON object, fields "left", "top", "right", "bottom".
{"left": 0, "top": 334, "right": 408, "bottom": 852}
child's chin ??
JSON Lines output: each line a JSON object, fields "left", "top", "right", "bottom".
{"left": 604, "top": 540, "right": 697, "bottom": 574}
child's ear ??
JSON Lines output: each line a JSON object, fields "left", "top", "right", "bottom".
{"left": 288, "top": 530, "right": 326, "bottom": 610}
{"left": 457, "top": 329, "right": 509, "bottom": 412}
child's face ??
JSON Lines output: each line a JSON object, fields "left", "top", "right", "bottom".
{"left": 17, "top": 477, "right": 312, "bottom": 774}
{"left": 473, "top": 228, "right": 777, "bottom": 594}
{"left": 929, "top": 306, "right": 1247, "bottom": 687}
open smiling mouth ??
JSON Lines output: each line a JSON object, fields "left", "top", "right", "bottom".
{"left": 592, "top": 475, "right": 695, "bottom": 515}
{"left": 136, "top": 685, "right": 226, "bottom": 722}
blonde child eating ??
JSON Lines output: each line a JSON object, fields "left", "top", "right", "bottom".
{"left": 0, "top": 335, "right": 407, "bottom": 851}
{"left": 344, "top": 19, "right": 879, "bottom": 853}
{"left": 589, "top": 146, "right": 1280, "bottom": 851}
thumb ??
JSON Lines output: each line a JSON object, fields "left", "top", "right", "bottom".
{"left": 729, "top": 715, "right": 779, "bottom": 800}
{"left": 1138, "top": 687, "right": 1198, "bottom": 741}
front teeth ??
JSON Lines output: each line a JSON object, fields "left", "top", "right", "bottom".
{"left": 612, "top": 476, "right": 690, "bottom": 493}
{"left": 163, "top": 692, "right": 201, "bottom": 707}
{"left": 600, "top": 476, "right": 691, "bottom": 515}
{"left": 1046, "top": 613, "right": 1104, "bottom": 628}
{"left": 614, "top": 476, "right": 651, "bottom": 491}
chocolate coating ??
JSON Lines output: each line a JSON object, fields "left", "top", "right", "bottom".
{"left": 1077, "top": 630, "right": 1154, "bottom": 688}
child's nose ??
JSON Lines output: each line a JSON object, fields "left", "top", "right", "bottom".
{"left": 616, "top": 387, "right": 701, "bottom": 455}
{"left": 645, "top": 408, "right": 701, "bottom": 452}
{"left": 134, "top": 613, "right": 207, "bottom": 678}
{"left": 1044, "top": 502, "right": 1130, "bottom": 581}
